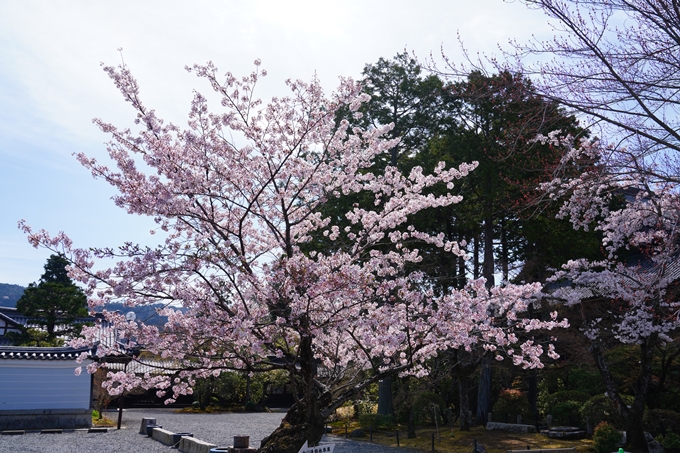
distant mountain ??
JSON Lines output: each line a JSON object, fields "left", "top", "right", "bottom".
{"left": 96, "top": 302, "right": 171, "bottom": 328}
{"left": 0, "top": 283, "right": 25, "bottom": 307}
{"left": 0, "top": 283, "right": 175, "bottom": 327}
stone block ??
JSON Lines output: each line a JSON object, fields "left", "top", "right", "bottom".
{"left": 152, "top": 427, "right": 175, "bottom": 446}
{"left": 178, "top": 436, "right": 217, "bottom": 453}
{"left": 139, "top": 417, "right": 157, "bottom": 434}
{"left": 486, "top": 422, "right": 537, "bottom": 433}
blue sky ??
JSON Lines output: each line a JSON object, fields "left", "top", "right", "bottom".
{"left": 0, "top": 0, "right": 552, "bottom": 286}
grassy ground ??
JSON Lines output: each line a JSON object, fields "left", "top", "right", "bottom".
{"left": 91, "top": 410, "right": 116, "bottom": 427}
{"left": 329, "top": 423, "right": 595, "bottom": 453}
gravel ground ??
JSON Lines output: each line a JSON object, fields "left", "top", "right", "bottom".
{"left": 0, "top": 408, "right": 421, "bottom": 453}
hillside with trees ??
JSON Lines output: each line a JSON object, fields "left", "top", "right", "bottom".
{"left": 0, "top": 283, "right": 24, "bottom": 307}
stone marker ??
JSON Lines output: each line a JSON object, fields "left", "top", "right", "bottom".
{"left": 139, "top": 417, "right": 157, "bottom": 435}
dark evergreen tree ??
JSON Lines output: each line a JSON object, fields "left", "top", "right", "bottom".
{"left": 14, "top": 254, "right": 88, "bottom": 345}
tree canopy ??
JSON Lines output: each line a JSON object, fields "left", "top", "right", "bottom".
{"left": 13, "top": 254, "right": 88, "bottom": 346}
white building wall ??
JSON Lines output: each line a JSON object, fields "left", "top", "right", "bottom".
{"left": 0, "top": 360, "right": 91, "bottom": 411}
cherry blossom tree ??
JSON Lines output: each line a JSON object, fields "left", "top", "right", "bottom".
{"left": 510, "top": 0, "right": 680, "bottom": 186}
{"left": 539, "top": 132, "right": 680, "bottom": 451}
{"left": 497, "top": 3, "right": 680, "bottom": 449}
{"left": 20, "top": 59, "right": 566, "bottom": 452}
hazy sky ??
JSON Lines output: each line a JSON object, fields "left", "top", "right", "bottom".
{"left": 0, "top": 0, "right": 554, "bottom": 286}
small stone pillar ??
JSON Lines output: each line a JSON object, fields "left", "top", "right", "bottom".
{"left": 234, "top": 436, "right": 249, "bottom": 448}
{"left": 139, "top": 418, "right": 157, "bottom": 435}
{"left": 232, "top": 435, "right": 256, "bottom": 452}
{"left": 487, "top": 412, "right": 493, "bottom": 423}
{"left": 446, "top": 409, "right": 454, "bottom": 428}
{"left": 517, "top": 414, "right": 522, "bottom": 424}
{"left": 546, "top": 414, "right": 553, "bottom": 427}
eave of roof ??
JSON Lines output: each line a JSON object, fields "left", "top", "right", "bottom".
{"left": 0, "top": 345, "right": 92, "bottom": 360}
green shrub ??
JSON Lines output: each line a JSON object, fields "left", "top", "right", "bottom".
{"left": 581, "top": 395, "right": 626, "bottom": 429}
{"left": 568, "top": 367, "right": 605, "bottom": 395}
{"left": 552, "top": 400, "right": 584, "bottom": 427}
{"left": 658, "top": 430, "right": 680, "bottom": 450}
{"left": 593, "top": 422, "right": 623, "bottom": 453}
{"left": 658, "top": 390, "right": 680, "bottom": 412}
{"left": 644, "top": 409, "right": 680, "bottom": 437}
{"left": 492, "top": 389, "right": 531, "bottom": 423}
{"left": 358, "top": 413, "right": 394, "bottom": 429}
{"left": 412, "top": 391, "right": 446, "bottom": 426}
{"left": 537, "top": 390, "right": 590, "bottom": 417}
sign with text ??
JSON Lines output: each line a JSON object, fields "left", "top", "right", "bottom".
{"left": 298, "top": 441, "right": 335, "bottom": 453}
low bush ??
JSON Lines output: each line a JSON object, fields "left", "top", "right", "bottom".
{"left": 540, "top": 390, "right": 589, "bottom": 426}
{"left": 358, "top": 413, "right": 395, "bottom": 429}
{"left": 412, "top": 392, "right": 446, "bottom": 426}
{"left": 492, "top": 389, "right": 531, "bottom": 423}
{"left": 593, "top": 422, "right": 623, "bottom": 453}
{"left": 657, "top": 430, "right": 680, "bottom": 450}
{"left": 644, "top": 409, "right": 680, "bottom": 437}
{"left": 552, "top": 400, "right": 583, "bottom": 427}
{"left": 581, "top": 395, "right": 626, "bottom": 429}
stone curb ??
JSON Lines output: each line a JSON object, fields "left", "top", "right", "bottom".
{"left": 178, "top": 436, "right": 217, "bottom": 453}
{"left": 151, "top": 427, "right": 175, "bottom": 446}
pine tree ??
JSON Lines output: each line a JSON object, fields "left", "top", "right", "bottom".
{"left": 14, "top": 254, "right": 88, "bottom": 345}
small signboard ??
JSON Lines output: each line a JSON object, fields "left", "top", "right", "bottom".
{"left": 298, "top": 441, "right": 335, "bottom": 453}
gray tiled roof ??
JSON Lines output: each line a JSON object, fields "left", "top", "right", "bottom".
{"left": 0, "top": 345, "right": 92, "bottom": 360}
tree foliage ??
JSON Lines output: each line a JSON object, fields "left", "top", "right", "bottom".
{"left": 13, "top": 254, "right": 87, "bottom": 345}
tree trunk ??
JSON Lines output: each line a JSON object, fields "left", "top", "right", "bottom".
{"left": 457, "top": 367, "right": 471, "bottom": 431}
{"left": 458, "top": 232, "right": 467, "bottom": 289}
{"left": 483, "top": 212, "right": 495, "bottom": 289}
{"left": 245, "top": 373, "right": 252, "bottom": 405}
{"left": 500, "top": 217, "right": 509, "bottom": 283}
{"left": 476, "top": 357, "right": 492, "bottom": 426}
{"left": 258, "top": 403, "right": 326, "bottom": 453}
{"left": 259, "top": 334, "right": 327, "bottom": 452}
{"left": 649, "top": 344, "right": 680, "bottom": 409}
{"left": 527, "top": 372, "right": 538, "bottom": 425}
{"left": 474, "top": 230, "right": 480, "bottom": 280}
{"left": 590, "top": 339, "right": 655, "bottom": 452}
{"left": 377, "top": 377, "right": 393, "bottom": 416}
{"left": 407, "top": 406, "right": 417, "bottom": 438}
